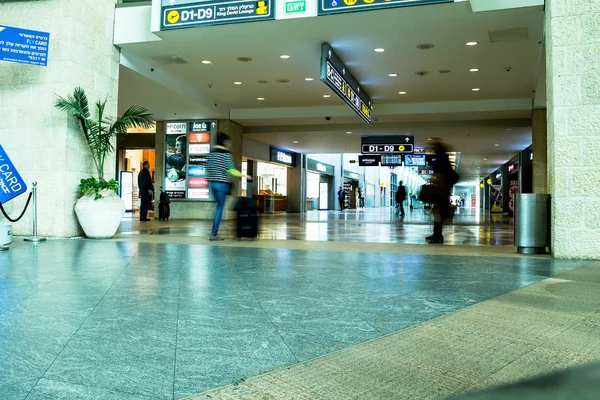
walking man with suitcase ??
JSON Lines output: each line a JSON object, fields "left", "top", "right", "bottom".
{"left": 396, "top": 181, "right": 406, "bottom": 217}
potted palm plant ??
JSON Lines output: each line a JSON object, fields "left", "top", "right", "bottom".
{"left": 55, "top": 87, "right": 154, "bottom": 239}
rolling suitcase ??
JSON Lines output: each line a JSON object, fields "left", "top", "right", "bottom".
{"left": 159, "top": 191, "right": 171, "bottom": 221}
{"left": 235, "top": 197, "right": 258, "bottom": 239}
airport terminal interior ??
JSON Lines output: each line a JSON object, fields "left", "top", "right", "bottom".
{"left": 1, "top": 0, "right": 600, "bottom": 399}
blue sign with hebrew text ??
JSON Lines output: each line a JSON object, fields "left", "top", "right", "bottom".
{"left": 0, "top": 25, "right": 49, "bottom": 66}
{"left": 0, "top": 145, "right": 27, "bottom": 204}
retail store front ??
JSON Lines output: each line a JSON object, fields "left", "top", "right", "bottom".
{"left": 251, "top": 147, "right": 295, "bottom": 213}
{"left": 343, "top": 170, "right": 362, "bottom": 209}
{"left": 306, "top": 159, "right": 335, "bottom": 210}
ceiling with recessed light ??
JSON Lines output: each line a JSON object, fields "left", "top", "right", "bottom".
{"left": 116, "top": 1, "right": 546, "bottom": 181}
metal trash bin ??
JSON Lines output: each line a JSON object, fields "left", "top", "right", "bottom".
{"left": 514, "top": 194, "right": 550, "bottom": 254}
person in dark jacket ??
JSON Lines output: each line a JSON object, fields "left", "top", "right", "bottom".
{"left": 337, "top": 187, "right": 345, "bottom": 211}
{"left": 395, "top": 181, "right": 406, "bottom": 216}
{"left": 138, "top": 161, "right": 154, "bottom": 221}
{"left": 206, "top": 132, "right": 242, "bottom": 241}
{"left": 427, "top": 138, "right": 458, "bottom": 244}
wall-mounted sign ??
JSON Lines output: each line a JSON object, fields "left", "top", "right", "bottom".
{"left": 418, "top": 168, "right": 435, "bottom": 176}
{"left": 318, "top": 0, "right": 451, "bottom": 16}
{"left": 166, "top": 122, "right": 187, "bottom": 135}
{"left": 189, "top": 133, "right": 211, "bottom": 143}
{"left": 188, "top": 188, "right": 210, "bottom": 199}
{"left": 358, "top": 155, "right": 381, "bottom": 166}
{"left": 161, "top": 0, "right": 274, "bottom": 30}
{"left": 307, "top": 159, "right": 334, "bottom": 175}
{"left": 189, "top": 144, "right": 211, "bottom": 154}
{"left": 270, "top": 147, "right": 296, "bottom": 167}
{"left": 345, "top": 171, "right": 360, "bottom": 180}
{"left": 320, "top": 43, "right": 372, "bottom": 123}
{"left": 0, "top": 25, "right": 50, "bottom": 67}
{"left": 276, "top": 0, "right": 317, "bottom": 19}
{"left": 188, "top": 178, "right": 209, "bottom": 188}
{"left": 0, "top": 144, "right": 27, "bottom": 204}
{"left": 381, "top": 155, "right": 403, "bottom": 167}
{"left": 189, "top": 121, "right": 214, "bottom": 132}
{"left": 496, "top": 172, "right": 502, "bottom": 179}
{"left": 405, "top": 154, "right": 426, "bottom": 167}
{"left": 508, "top": 164, "right": 515, "bottom": 172}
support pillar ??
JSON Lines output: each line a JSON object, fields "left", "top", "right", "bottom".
{"left": 531, "top": 109, "right": 548, "bottom": 194}
{"left": 546, "top": 0, "right": 600, "bottom": 258}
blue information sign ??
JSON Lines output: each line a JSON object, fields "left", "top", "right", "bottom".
{"left": 319, "top": 0, "right": 451, "bottom": 15}
{"left": 0, "top": 145, "right": 27, "bottom": 204}
{"left": 0, "top": 25, "right": 49, "bottom": 66}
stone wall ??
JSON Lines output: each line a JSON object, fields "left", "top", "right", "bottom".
{"left": 531, "top": 109, "right": 548, "bottom": 194}
{"left": 546, "top": 0, "right": 600, "bottom": 258}
{"left": 0, "top": 0, "right": 120, "bottom": 237}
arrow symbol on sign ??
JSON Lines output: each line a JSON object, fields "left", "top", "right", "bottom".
{"left": 211, "top": 122, "right": 215, "bottom": 128}
{"left": 405, "top": 138, "right": 410, "bottom": 142}
{"left": 169, "top": 0, "right": 176, "bottom": 4}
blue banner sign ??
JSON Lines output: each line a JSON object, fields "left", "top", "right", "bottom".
{"left": 0, "top": 145, "right": 27, "bottom": 204}
{"left": 0, "top": 25, "right": 50, "bottom": 66}
{"left": 319, "top": 0, "right": 451, "bottom": 16}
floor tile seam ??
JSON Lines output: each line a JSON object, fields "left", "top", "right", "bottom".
{"left": 173, "top": 253, "right": 185, "bottom": 400}
{"left": 29, "top": 376, "right": 165, "bottom": 400}
{"left": 35, "top": 255, "right": 136, "bottom": 391}
{"left": 242, "top": 276, "right": 300, "bottom": 364}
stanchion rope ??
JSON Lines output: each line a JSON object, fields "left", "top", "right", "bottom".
{"left": 0, "top": 192, "right": 33, "bottom": 223}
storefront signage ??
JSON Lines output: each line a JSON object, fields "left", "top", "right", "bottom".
{"left": 189, "top": 133, "right": 211, "bottom": 143}
{"left": 358, "top": 155, "right": 380, "bottom": 166}
{"left": 0, "top": 25, "right": 50, "bottom": 67}
{"left": 508, "top": 179, "right": 519, "bottom": 215}
{"left": 0, "top": 144, "right": 27, "bottom": 204}
{"left": 270, "top": 147, "right": 296, "bottom": 167}
{"left": 508, "top": 164, "right": 515, "bottom": 172}
{"left": 166, "top": 122, "right": 187, "bottom": 135}
{"left": 161, "top": 0, "right": 274, "bottom": 30}
{"left": 496, "top": 172, "right": 502, "bottom": 179}
{"left": 318, "top": 0, "right": 451, "bottom": 16}
{"left": 344, "top": 171, "right": 360, "bottom": 180}
{"left": 188, "top": 178, "right": 209, "bottom": 188}
{"left": 320, "top": 43, "right": 372, "bottom": 123}
{"left": 308, "top": 159, "right": 334, "bottom": 175}
{"left": 286, "top": 0, "right": 306, "bottom": 13}
{"left": 189, "top": 121, "right": 214, "bottom": 132}
{"left": 189, "top": 144, "right": 211, "bottom": 154}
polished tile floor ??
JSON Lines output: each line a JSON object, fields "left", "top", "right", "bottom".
{"left": 0, "top": 238, "right": 584, "bottom": 399}
{"left": 119, "top": 207, "right": 515, "bottom": 246}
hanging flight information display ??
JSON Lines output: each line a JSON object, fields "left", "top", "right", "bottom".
{"left": 318, "top": 0, "right": 451, "bottom": 16}
{"left": 320, "top": 43, "right": 372, "bottom": 123}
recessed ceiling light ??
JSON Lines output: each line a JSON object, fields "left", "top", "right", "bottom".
{"left": 201, "top": 60, "right": 211, "bottom": 64}
{"left": 305, "top": 78, "right": 313, "bottom": 81}
{"left": 494, "top": 144, "right": 500, "bottom": 147}
{"left": 323, "top": 94, "right": 331, "bottom": 98}
{"left": 280, "top": 55, "right": 290, "bottom": 59}
{"left": 346, "top": 132, "right": 352, "bottom": 134}
{"left": 470, "top": 68, "right": 479, "bottom": 72}
{"left": 484, "top": 157, "right": 488, "bottom": 160}
{"left": 466, "top": 41, "right": 478, "bottom": 46}
{"left": 472, "top": 88, "right": 481, "bottom": 91}
{"left": 388, "top": 73, "right": 398, "bottom": 77}
{"left": 417, "top": 43, "right": 435, "bottom": 50}
{"left": 234, "top": 81, "right": 242, "bottom": 85}
{"left": 374, "top": 48, "right": 385, "bottom": 52}
{"left": 293, "top": 141, "right": 299, "bottom": 144}
{"left": 427, "top": 138, "right": 433, "bottom": 141}
{"left": 399, "top": 91, "right": 407, "bottom": 94}
{"left": 257, "top": 97, "right": 265, "bottom": 101}
{"left": 257, "top": 80, "right": 268, "bottom": 84}
{"left": 439, "top": 70, "right": 451, "bottom": 74}
{"left": 236, "top": 57, "right": 253, "bottom": 62}
{"left": 507, "top": 128, "right": 512, "bottom": 131}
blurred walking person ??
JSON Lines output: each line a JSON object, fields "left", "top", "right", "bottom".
{"left": 206, "top": 132, "right": 241, "bottom": 241}
{"left": 395, "top": 181, "right": 406, "bottom": 217}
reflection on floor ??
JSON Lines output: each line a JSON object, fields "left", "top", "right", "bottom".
{"left": 118, "top": 207, "right": 514, "bottom": 246}
{"left": 0, "top": 238, "right": 588, "bottom": 400}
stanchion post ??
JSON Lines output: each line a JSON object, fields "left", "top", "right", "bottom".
{"left": 24, "top": 182, "right": 46, "bottom": 243}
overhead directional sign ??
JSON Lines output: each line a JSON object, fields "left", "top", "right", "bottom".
{"left": 0, "top": 25, "right": 50, "bottom": 67}
{"left": 361, "top": 135, "right": 414, "bottom": 154}
{"left": 361, "top": 144, "right": 414, "bottom": 154}
{"left": 319, "top": 0, "right": 451, "bottom": 16}
{"left": 320, "top": 43, "right": 372, "bottom": 123}
{"left": 161, "top": 0, "right": 274, "bottom": 30}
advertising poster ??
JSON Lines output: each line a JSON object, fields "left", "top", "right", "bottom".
{"left": 508, "top": 180, "right": 519, "bottom": 216}
{"left": 165, "top": 122, "right": 187, "bottom": 199}
{"left": 187, "top": 120, "right": 216, "bottom": 199}
{"left": 490, "top": 185, "right": 503, "bottom": 213}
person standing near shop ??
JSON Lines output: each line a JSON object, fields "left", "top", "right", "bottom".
{"left": 338, "top": 186, "right": 345, "bottom": 211}
{"left": 138, "top": 161, "right": 154, "bottom": 222}
{"left": 396, "top": 181, "right": 406, "bottom": 217}
{"left": 206, "top": 132, "right": 242, "bottom": 241}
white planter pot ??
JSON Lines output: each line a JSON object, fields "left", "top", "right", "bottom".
{"left": 75, "top": 190, "right": 125, "bottom": 239}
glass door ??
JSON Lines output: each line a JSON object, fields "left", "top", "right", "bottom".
{"left": 319, "top": 182, "right": 328, "bottom": 210}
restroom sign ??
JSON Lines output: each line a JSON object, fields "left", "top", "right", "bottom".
{"left": 0, "top": 144, "right": 27, "bottom": 204}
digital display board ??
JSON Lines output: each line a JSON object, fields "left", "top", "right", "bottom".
{"left": 320, "top": 43, "right": 372, "bottom": 123}
{"left": 319, "top": 0, "right": 451, "bottom": 16}
{"left": 381, "top": 155, "right": 403, "bottom": 167}
{"left": 405, "top": 154, "right": 426, "bottom": 166}
{"left": 161, "top": 0, "right": 274, "bottom": 30}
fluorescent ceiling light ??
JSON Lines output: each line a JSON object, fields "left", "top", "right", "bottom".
{"left": 201, "top": 60, "right": 211, "bottom": 64}
{"left": 399, "top": 91, "right": 406, "bottom": 94}
{"left": 374, "top": 48, "right": 385, "bottom": 52}
{"left": 305, "top": 78, "right": 313, "bottom": 81}
{"left": 466, "top": 41, "right": 478, "bottom": 46}
{"left": 280, "top": 55, "right": 290, "bottom": 59}
{"left": 470, "top": 68, "right": 479, "bottom": 72}
{"left": 257, "top": 97, "right": 265, "bottom": 101}
{"left": 234, "top": 82, "right": 241, "bottom": 85}
{"left": 389, "top": 73, "right": 398, "bottom": 77}
{"left": 323, "top": 95, "right": 331, "bottom": 98}
{"left": 472, "top": 88, "right": 481, "bottom": 91}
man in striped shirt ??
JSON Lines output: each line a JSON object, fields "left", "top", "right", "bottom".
{"left": 206, "top": 133, "right": 242, "bottom": 241}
